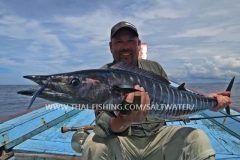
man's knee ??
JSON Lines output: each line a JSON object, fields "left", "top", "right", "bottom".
{"left": 82, "top": 133, "right": 109, "bottom": 156}
{"left": 185, "top": 129, "right": 212, "bottom": 148}
{"left": 164, "top": 127, "right": 215, "bottom": 160}
{"left": 183, "top": 129, "right": 215, "bottom": 160}
{"left": 82, "top": 133, "right": 122, "bottom": 160}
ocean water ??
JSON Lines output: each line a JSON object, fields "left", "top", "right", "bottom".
{"left": 0, "top": 85, "right": 49, "bottom": 120}
{"left": 187, "top": 83, "right": 240, "bottom": 107}
{"left": 0, "top": 84, "right": 239, "bottom": 120}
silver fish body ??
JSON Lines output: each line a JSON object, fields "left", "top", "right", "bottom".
{"left": 18, "top": 62, "right": 218, "bottom": 120}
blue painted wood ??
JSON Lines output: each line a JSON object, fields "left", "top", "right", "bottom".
{"left": 13, "top": 110, "right": 95, "bottom": 157}
{"left": 0, "top": 103, "right": 80, "bottom": 149}
{"left": 203, "top": 110, "right": 240, "bottom": 138}
{"left": 170, "top": 81, "right": 180, "bottom": 87}
{"left": 216, "top": 155, "right": 240, "bottom": 160}
{"left": 2, "top": 107, "right": 53, "bottom": 126}
{"left": 167, "top": 114, "right": 240, "bottom": 156}
{"left": 14, "top": 139, "right": 81, "bottom": 156}
{"left": 12, "top": 109, "right": 240, "bottom": 159}
{"left": 5, "top": 109, "right": 80, "bottom": 149}
{"left": 0, "top": 106, "right": 55, "bottom": 143}
{"left": 0, "top": 124, "right": 14, "bottom": 134}
{"left": 30, "top": 110, "right": 95, "bottom": 143}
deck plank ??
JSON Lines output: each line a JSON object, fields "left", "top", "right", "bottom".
{"left": 0, "top": 104, "right": 79, "bottom": 149}
{"left": 13, "top": 109, "right": 240, "bottom": 159}
{"left": 0, "top": 123, "right": 14, "bottom": 133}
{"left": 216, "top": 154, "right": 240, "bottom": 160}
{"left": 2, "top": 107, "right": 53, "bottom": 126}
{"left": 30, "top": 110, "right": 95, "bottom": 142}
{"left": 7, "top": 80, "right": 240, "bottom": 159}
{"left": 13, "top": 110, "right": 95, "bottom": 157}
{"left": 13, "top": 139, "right": 81, "bottom": 156}
{"left": 203, "top": 110, "right": 240, "bottom": 137}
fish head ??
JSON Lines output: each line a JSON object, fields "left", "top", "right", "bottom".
{"left": 21, "top": 71, "right": 110, "bottom": 104}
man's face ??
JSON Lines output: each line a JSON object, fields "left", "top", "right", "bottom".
{"left": 109, "top": 28, "right": 141, "bottom": 66}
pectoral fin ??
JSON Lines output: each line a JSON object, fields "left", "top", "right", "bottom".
{"left": 111, "top": 85, "right": 139, "bottom": 95}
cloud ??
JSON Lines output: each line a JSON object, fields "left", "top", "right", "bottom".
{"left": 0, "top": 3, "right": 131, "bottom": 84}
{"left": 130, "top": 2, "right": 187, "bottom": 19}
{"left": 171, "top": 27, "right": 222, "bottom": 38}
{"left": 0, "top": 0, "right": 240, "bottom": 84}
{"left": 184, "top": 56, "right": 240, "bottom": 79}
{"left": 213, "top": 56, "right": 240, "bottom": 68}
{"left": 0, "top": 15, "right": 68, "bottom": 53}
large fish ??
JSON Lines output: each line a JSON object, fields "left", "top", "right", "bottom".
{"left": 17, "top": 62, "right": 234, "bottom": 120}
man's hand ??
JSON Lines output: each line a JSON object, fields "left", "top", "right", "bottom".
{"left": 208, "top": 91, "right": 232, "bottom": 112}
{"left": 110, "top": 85, "right": 150, "bottom": 133}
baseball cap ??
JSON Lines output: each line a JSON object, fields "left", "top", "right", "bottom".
{"left": 110, "top": 21, "right": 139, "bottom": 39}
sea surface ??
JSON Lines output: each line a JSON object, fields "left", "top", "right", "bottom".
{"left": 0, "top": 84, "right": 240, "bottom": 120}
{"left": 0, "top": 85, "right": 49, "bottom": 120}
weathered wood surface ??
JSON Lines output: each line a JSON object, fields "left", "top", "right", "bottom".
{"left": 10, "top": 109, "right": 240, "bottom": 159}
{"left": 1, "top": 80, "right": 239, "bottom": 159}
{"left": 12, "top": 110, "right": 95, "bottom": 159}
{"left": 0, "top": 105, "right": 80, "bottom": 150}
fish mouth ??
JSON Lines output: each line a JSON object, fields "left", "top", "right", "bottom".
{"left": 17, "top": 89, "right": 36, "bottom": 95}
{"left": 23, "top": 75, "right": 48, "bottom": 80}
{"left": 23, "top": 75, "right": 49, "bottom": 85}
{"left": 22, "top": 75, "right": 71, "bottom": 99}
{"left": 17, "top": 87, "right": 74, "bottom": 104}
{"left": 17, "top": 87, "right": 53, "bottom": 96}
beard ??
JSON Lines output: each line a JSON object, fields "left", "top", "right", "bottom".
{"left": 119, "top": 50, "right": 133, "bottom": 64}
{"left": 113, "top": 49, "right": 139, "bottom": 65}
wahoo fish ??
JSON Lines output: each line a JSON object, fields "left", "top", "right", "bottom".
{"left": 17, "top": 62, "right": 234, "bottom": 120}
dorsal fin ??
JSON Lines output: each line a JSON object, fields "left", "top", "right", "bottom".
{"left": 178, "top": 83, "right": 187, "bottom": 91}
{"left": 110, "top": 62, "right": 170, "bottom": 85}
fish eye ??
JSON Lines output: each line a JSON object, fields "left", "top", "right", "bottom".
{"left": 71, "top": 78, "right": 80, "bottom": 86}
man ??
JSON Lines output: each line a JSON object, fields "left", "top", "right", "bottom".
{"left": 82, "top": 21, "right": 231, "bottom": 160}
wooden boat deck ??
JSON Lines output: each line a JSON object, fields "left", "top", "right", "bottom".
{"left": 0, "top": 81, "right": 240, "bottom": 160}
{"left": 1, "top": 107, "right": 239, "bottom": 159}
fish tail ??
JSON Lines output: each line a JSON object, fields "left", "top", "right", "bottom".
{"left": 225, "top": 77, "right": 235, "bottom": 115}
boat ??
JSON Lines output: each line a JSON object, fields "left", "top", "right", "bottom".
{"left": 1, "top": 43, "right": 240, "bottom": 160}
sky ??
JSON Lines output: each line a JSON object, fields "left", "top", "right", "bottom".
{"left": 0, "top": 0, "right": 240, "bottom": 85}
